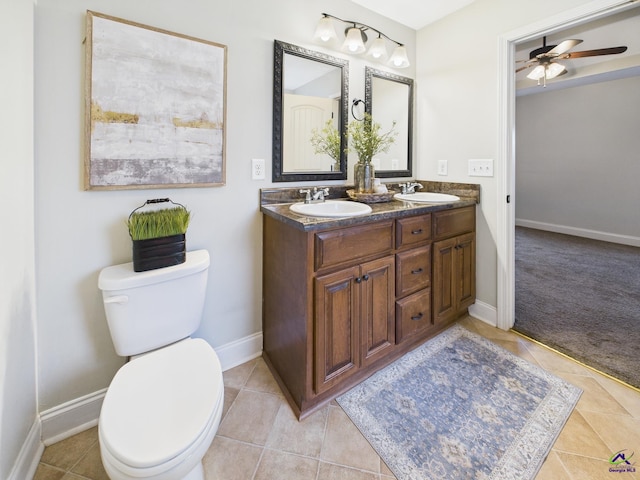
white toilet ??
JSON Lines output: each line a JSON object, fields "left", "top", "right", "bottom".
{"left": 98, "top": 250, "right": 223, "bottom": 480}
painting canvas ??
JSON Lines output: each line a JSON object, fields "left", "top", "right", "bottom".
{"left": 85, "top": 11, "right": 227, "bottom": 189}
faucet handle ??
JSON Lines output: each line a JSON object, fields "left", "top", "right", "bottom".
{"left": 299, "top": 189, "right": 311, "bottom": 202}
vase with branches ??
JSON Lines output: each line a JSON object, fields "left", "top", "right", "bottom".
{"left": 310, "top": 119, "right": 342, "bottom": 172}
{"left": 348, "top": 113, "right": 397, "bottom": 193}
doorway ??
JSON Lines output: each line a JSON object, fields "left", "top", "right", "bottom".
{"left": 496, "top": 0, "right": 638, "bottom": 331}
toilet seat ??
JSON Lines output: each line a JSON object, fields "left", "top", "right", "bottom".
{"left": 99, "top": 338, "right": 223, "bottom": 477}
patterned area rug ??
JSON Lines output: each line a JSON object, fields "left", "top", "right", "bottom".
{"left": 337, "top": 325, "right": 582, "bottom": 480}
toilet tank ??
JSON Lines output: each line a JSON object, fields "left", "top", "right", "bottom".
{"left": 98, "top": 250, "right": 210, "bottom": 356}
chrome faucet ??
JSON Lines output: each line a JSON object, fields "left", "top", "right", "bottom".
{"left": 401, "top": 182, "right": 424, "bottom": 194}
{"left": 300, "top": 187, "right": 330, "bottom": 204}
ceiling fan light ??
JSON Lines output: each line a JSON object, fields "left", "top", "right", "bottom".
{"left": 314, "top": 16, "right": 337, "bottom": 43}
{"left": 368, "top": 36, "right": 387, "bottom": 59}
{"left": 389, "top": 45, "right": 410, "bottom": 68}
{"left": 546, "top": 62, "right": 566, "bottom": 79}
{"left": 342, "top": 27, "right": 366, "bottom": 54}
{"left": 526, "top": 65, "right": 546, "bottom": 80}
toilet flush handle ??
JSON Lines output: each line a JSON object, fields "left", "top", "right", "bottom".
{"left": 104, "top": 295, "right": 128, "bottom": 304}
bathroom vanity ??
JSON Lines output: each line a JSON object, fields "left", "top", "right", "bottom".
{"left": 260, "top": 182, "right": 479, "bottom": 418}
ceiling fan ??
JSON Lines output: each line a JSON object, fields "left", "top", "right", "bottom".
{"left": 516, "top": 36, "right": 628, "bottom": 86}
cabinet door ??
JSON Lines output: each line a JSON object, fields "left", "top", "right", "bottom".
{"left": 456, "top": 232, "right": 476, "bottom": 312}
{"left": 314, "top": 267, "right": 360, "bottom": 394}
{"left": 433, "top": 237, "right": 456, "bottom": 326}
{"left": 360, "top": 256, "right": 395, "bottom": 367}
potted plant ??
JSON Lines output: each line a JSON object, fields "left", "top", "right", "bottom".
{"left": 127, "top": 198, "right": 191, "bottom": 272}
{"left": 347, "top": 113, "right": 397, "bottom": 193}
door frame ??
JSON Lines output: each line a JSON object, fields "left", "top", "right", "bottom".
{"left": 495, "top": 0, "right": 636, "bottom": 330}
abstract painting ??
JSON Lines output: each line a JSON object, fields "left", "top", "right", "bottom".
{"left": 85, "top": 11, "right": 227, "bottom": 189}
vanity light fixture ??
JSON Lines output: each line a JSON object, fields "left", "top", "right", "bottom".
{"left": 314, "top": 13, "right": 410, "bottom": 69}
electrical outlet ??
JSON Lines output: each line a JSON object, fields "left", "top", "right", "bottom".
{"left": 251, "top": 158, "right": 265, "bottom": 180}
{"left": 437, "top": 160, "right": 448, "bottom": 176}
{"left": 468, "top": 159, "right": 493, "bottom": 177}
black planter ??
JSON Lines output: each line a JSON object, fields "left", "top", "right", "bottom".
{"left": 132, "top": 234, "right": 186, "bottom": 272}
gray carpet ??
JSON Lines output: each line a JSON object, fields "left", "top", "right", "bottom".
{"left": 338, "top": 325, "right": 581, "bottom": 480}
{"left": 514, "top": 226, "right": 640, "bottom": 388}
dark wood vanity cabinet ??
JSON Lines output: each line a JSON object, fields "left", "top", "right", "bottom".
{"left": 433, "top": 208, "right": 476, "bottom": 326}
{"left": 262, "top": 204, "right": 475, "bottom": 419}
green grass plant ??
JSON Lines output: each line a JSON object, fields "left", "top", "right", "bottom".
{"left": 128, "top": 207, "right": 191, "bottom": 241}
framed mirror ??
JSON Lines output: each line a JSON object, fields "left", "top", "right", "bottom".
{"left": 273, "top": 40, "right": 349, "bottom": 182}
{"left": 365, "top": 67, "right": 413, "bottom": 178}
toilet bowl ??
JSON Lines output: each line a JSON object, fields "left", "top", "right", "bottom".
{"left": 99, "top": 338, "right": 223, "bottom": 480}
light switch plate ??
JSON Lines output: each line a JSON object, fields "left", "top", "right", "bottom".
{"left": 468, "top": 159, "right": 493, "bottom": 177}
{"left": 437, "top": 160, "right": 448, "bottom": 176}
{"left": 252, "top": 158, "right": 265, "bottom": 180}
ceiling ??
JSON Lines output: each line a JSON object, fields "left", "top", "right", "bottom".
{"left": 350, "top": 0, "right": 477, "bottom": 30}
{"left": 352, "top": 0, "right": 640, "bottom": 92}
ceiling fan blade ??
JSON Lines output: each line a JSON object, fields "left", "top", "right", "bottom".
{"left": 515, "top": 64, "right": 534, "bottom": 73}
{"left": 561, "top": 46, "right": 627, "bottom": 58}
{"left": 547, "top": 39, "right": 582, "bottom": 56}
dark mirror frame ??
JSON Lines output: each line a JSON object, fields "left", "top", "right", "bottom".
{"left": 273, "top": 40, "right": 349, "bottom": 182}
{"left": 365, "top": 67, "right": 414, "bottom": 178}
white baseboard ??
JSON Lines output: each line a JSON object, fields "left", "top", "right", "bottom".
{"left": 214, "top": 331, "right": 263, "bottom": 372}
{"left": 8, "top": 417, "right": 43, "bottom": 480}
{"left": 515, "top": 219, "right": 640, "bottom": 247}
{"left": 468, "top": 300, "right": 497, "bottom": 327}
{"left": 38, "top": 331, "right": 263, "bottom": 446}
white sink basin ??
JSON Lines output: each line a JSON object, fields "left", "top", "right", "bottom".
{"left": 289, "top": 200, "right": 372, "bottom": 218}
{"left": 394, "top": 192, "right": 460, "bottom": 203}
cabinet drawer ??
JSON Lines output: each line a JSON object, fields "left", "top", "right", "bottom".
{"left": 315, "top": 221, "right": 394, "bottom": 271}
{"left": 396, "top": 288, "right": 432, "bottom": 344}
{"left": 433, "top": 207, "right": 475, "bottom": 240}
{"left": 396, "top": 214, "right": 431, "bottom": 249}
{"left": 396, "top": 245, "right": 431, "bottom": 298}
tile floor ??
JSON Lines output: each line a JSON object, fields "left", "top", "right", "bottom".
{"left": 33, "top": 315, "right": 640, "bottom": 480}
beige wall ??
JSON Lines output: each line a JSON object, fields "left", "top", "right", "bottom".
{"left": 34, "top": 0, "right": 415, "bottom": 412}
{"left": 516, "top": 76, "right": 640, "bottom": 241}
{"left": 0, "top": 0, "right": 37, "bottom": 477}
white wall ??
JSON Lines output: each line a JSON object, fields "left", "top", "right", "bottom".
{"left": 34, "top": 0, "right": 415, "bottom": 414}
{"left": 516, "top": 76, "right": 640, "bottom": 240}
{"left": 0, "top": 0, "right": 38, "bottom": 477}
{"left": 415, "top": 0, "right": 592, "bottom": 308}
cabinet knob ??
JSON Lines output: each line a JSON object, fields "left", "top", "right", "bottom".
{"left": 411, "top": 313, "right": 424, "bottom": 321}
{"left": 362, "top": 274, "right": 370, "bottom": 281}
{"left": 355, "top": 277, "right": 362, "bottom": 283}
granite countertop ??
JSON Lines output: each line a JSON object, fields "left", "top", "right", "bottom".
{"left": 260, "top": 181, "right": 480, "bottom": 232}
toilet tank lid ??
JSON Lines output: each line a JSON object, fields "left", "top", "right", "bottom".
{"left": 99, "top": 249, "right": 209, "bottom": 291}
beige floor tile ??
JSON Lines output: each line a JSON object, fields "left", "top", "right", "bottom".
{"left": 203, "top": 436, "right": 263, "bottom": 480}
{"left": 561, "top": 374, "right": 630, "bottom": 416}
{"left": 253, "top": 449, "right": 319, "bottom": 480}
{"left": 591, "top": 374, "right": 640, "bottom": 419}
{"left": 552, "top": 410, "right": 611, "bottom": 459}
{"left": 266, "top": 403, "right": 328, "bottom": 457}
{"left": 69, "top": 442, "right": 109, "bottom": 480}
{"left": 62, "top": 473, "right": 95, "bottom": 480}
{"left": 217, "top": 389, "right": 283, "bottom": 445}
{"left": 554, "top": 451, "right": 620, "bottom": 480}
{"left": 522, "top": 341, "right": 596, "bottom": 378}
{"left": 223, "top": 358, "right": 257, "bottom": 388}
{"left": 317, "top": 461, "right": 379, "bottom": 480}
{"left": 40, "top": 427, "right": 98, "bottom": 470}
{"left": 222, "top": 385, "right": 240, "bottom": 419}
{"left": 579, "top": 410, "right": 640, "bottom": 453}
{"left": 33, "top": 463, "right": 66, "bottom": 480}
{"left": 320, "top": 406, "right": 380, "bottom": 473}
{"left": 536, "top": 451, "right": 572, "bottom": 480}
{"left": 245, "top": 357, "right": 285, "bottom": 396}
